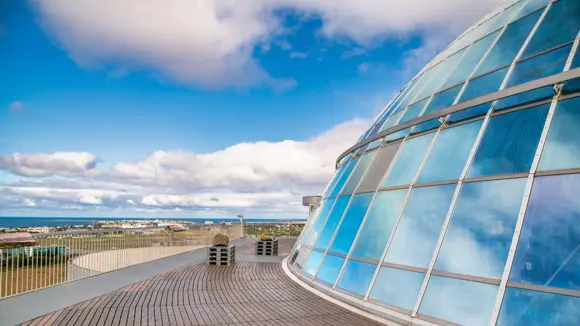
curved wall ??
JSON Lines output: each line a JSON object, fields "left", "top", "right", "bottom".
{"left": 290, "top": 0, "right": 580, "bottom": 325}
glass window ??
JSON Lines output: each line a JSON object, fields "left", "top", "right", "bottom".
{"left": 506, "top": 45, "right": 572, "bottom": 87}
{"left": 522, "top": 0, "right": 580, "bottom": 59}
{"left": 467, "top": 104, "right": 549, "bottom": 178}
{"left": 303, "top": 250, "right": 324, "bottom": 276}
{"left": 341, "top": 152, "right": 376, "bottom": 195}
{"left": 418, "top": 120, "right": 483, "bottom": 183}
{"left": 509, "top": 174, "right": 580, "bottom": 291}
{"left": 476, "top": 10, "right": 543, "bottom": 76}
{"left": 422, "top": 85, "right": 462, "bottom": 116}
{"left": 304, "top": 198, "right": 335, "bottom": 246}
{"left": 379, "top": 110, "right": 403, "bottom": 132}
{"left": 392, "top": 78, "right": 420, "bottom": 114}
{"left": 382, "top": 133, "right": 436, "bottom": 187}
{"left": 563, "top": 50, "right": 580, "bottom": 95}
{"left": 323, "top": 163, "right": 347, "bottom": 198}
{"left": 294, "top": 247, "right": 311, "bottom": 269}
{"left": 410, "top": 119, "right": 441, "bottom": 135}
{"left": 539, "top": 97, "right": 580, "bottom": 171}
{"left": 365, "top": 138, "right": 383, "bottom": 152}
{"left": 420, "top": 48, "right": 468, "bottom": 98}
{"left": 328, "top": 193, "right": 374, "bottom": 255}
{"left": 328, "top": 159, "right": 357, "bottom": 197}
{"left": 315, "top": 254, "right": 345, "bottom": 286}
{"left": 400, "top": 99, "right": 428, "bottom": 124}
{"left": 448, "top": 102, "right": 493, "bottom": 123}
{"left": 471, "top": 14, "right": 500, "bottom": 41}
{"left": 459, "top": 67, "right": 510, "bottom": 103}
{"left": 482, "top": 0, "right": 527, "bottom": 36}
{"left": 357, "top": 142, "right": 402, "bottom": 193}
{"left": 495, "top": 86, "right": 554, "bottom": 112}
{"left": 384, "top": 184, "right": 456, "bottom": 268}
{"left": 434, "top": 178, "right": 527, "bottom": 279}
{"left": 337, "top": 260, "right": 377, "bottom": 296}
{"left": 497, "top": 287, "right": 580, "bottom": 326}
{"left": 384, "top": 127, "right": 410, "bottom": 143}
{"left": 314, "top": 196, "right": 351, "bottom": 250}
{"left": 442, "top": 31, "right": 502, "bottom": 89}
{"left": 351, "top": 189, "right": 409, "bottom": 261}
{"left": 418, "top": 275, "right": 498, "bottom": 326}
{"left": 512, "top": 0, "right": 550, "bottom": 21}
{"left": 369, "top": 267, "right": 425, "bottom": 311}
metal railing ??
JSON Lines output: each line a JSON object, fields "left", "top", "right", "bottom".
{"left": 243, "top": 222, "right": 305, "bottom": 238}
{"left": 0, "top": 223, "right": 243, "bottom": 299}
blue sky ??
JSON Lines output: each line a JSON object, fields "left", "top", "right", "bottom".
{"left": 0, "top": 0, "right": 499, "bottom": 218}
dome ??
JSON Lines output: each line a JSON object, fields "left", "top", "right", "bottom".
{"left": 289, "top": 0, "right": 580, "bottom": 325}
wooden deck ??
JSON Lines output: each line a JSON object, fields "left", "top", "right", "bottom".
{"left": 19, "top": 240, "right": 382, "bottom": 325}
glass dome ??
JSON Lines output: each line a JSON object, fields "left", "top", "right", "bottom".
{"left": 289, "top": 0, "right": 580, "bottom": 325}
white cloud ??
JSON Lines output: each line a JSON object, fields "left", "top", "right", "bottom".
{"left": 24, "top": 199, "right": 37, "bottom": 207}
{"left": 0, "top": 152, "right": 99, "bottom": 177}
{"left": 31, "top": 0, "right": 500, "bottom": 89}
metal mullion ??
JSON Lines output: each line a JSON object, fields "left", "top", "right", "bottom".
{"left": 507, "top": 281, "right": 580, "bottom": 298}
{"left": 564, "top": 31, "right": 580, "bottom": 71}
{"left": 406, "top": 128, "right": 438, "bottom": 140}
{"left": 490, "top": 97, "right": 555, "bottom": 117}
{"left": 516, "top": 40, "right": 575, "bottom": 65}
{"left": 349, "top": 256, "right": 380, "bottom": 265}
{"left": 536, "top": 167, "right": 580, "bottom": 177}
{"left": 462, "top": 172, "right": 529, "bottom": 184}
{"left": 430, "top": 270, "right": 501, "bottom": 285}
{"left": 381, "top": 261, "right": 427, "bottom": 274}
{"left": 413, "top": 179, "right": 459, "bottom": 188}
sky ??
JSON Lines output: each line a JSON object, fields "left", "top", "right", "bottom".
{"left": 0, "top": 0, "right": 500, "bottom": 219}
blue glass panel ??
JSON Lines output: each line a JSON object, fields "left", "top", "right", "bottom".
{"left": 337, "top": 260, "right": 377, "bottom": 296}
{"left": 418, "top": 120, "right": 483, "bottom": 183}
{"left": 435, "top": 178, "right": 527, "bottom": 279}
{"left": 442, "top": 31, "right": 501, "bottom": 89}
{"left": 467, "top": 104, "right": 549, "bottom": 178}
{"left": 419, "top": 276, "right": 498, "bottom": 326}
{"left": 393, "top": 79, "right": 420, "bottom": 114}
{"left": 513, "top": 0, "right": 550, "bottom": 21}
{"left": 315, "top": 254, "right": 345, "bottom": 286}
{"left": 400, "top": 99, "right": 428, "bottom": 124}
{"left": 329, "top": 193, "right": 374, "bottom": 255}
{"left": 293, "top": 247, "right": 311, "bottom": 269}
{"left": 303, "top": 250, "right": 324, "bottom": 276}
{"left": 314, "top": 196, "right": 351, "bottom": 250}
{"left": 351, "top": 189, "right": 409, "bottom": 260}
{"left": 422, "top": 85, "right": 462, "bottom": 116}
{"left": 495, "top": 86, "right": 554, "bottom": 111}
{"left": 365, "top": 138, "right": 383, "bottom": 151}
{"left": 448, "top": 102, "right": 493, "bottom": 123}
{"left": 507, "top": 45, "right": 572, "bottom": 87}
{"left": 369, "top": 267, "right": 425, "bottom": 311}
{"left": 384, "top": 184, "right": 456, "bottom": 268}
{"left": 323, "top": 163, "right": 347, "bottom": 198}
{"left": 341, "top": 152, "right": 376, "bottom": 195}
{"left": 382, "top": 133, "right": 435, "bottom": 187}
{"left": 476, "top": 10, "right": 542, "bottom": 76}
{"left": 482, "top": 0, "right": 527, "bottom": 36}
{"left": 379, "top": 110, "right": 403, "bottom": 132}
{"left": 539, "top": 97, "right": 580, "bottom": 171}
{"left": 357, "top": 142, "right": 401, "bottom": 193}
{"left": 459, "top": 67, "right": 509, "bottom": 103}
{"left": 522, "top": 0, "right": 580, "bottom": 58}
{"left": 509, "top": 174, "right": 580, "bottom": 291}
{"left": 329, "top": 159, "right": 357, "bottom": 197}
{"left": 562, "top": 41, "right": 579, "bottom": 95}
{"left": 304, "top": 198, "right": 335, "bottom": 246}
{"left": 410, "top": 119, "right": 441, "bottom": 135}
{"left": 497, "top": 287, "right": 580, "bottom": 326}
{"left": 420, "top": 48, "right": 468, "bottom": 97}
{"left": 384, "top": 127, "right": 410, "bottom": 143}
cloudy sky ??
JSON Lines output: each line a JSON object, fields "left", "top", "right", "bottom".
{"left": 0, "top": 0, "right": 500, "bottom": 219}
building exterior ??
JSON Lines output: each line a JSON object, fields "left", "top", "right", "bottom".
{"left": 289, "top": 0, "right": 580, "bottom": 325}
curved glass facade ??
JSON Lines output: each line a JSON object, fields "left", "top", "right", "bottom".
{"left": 289, "top": 1, "right": 580, "bottom": 325}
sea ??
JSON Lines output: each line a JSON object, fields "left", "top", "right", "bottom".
{"left": 0, "top": 217, "right": 307, "bottom": 229}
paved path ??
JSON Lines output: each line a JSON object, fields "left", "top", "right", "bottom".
{"left": 19, "top": 239, "right": 382, "bottom": 326}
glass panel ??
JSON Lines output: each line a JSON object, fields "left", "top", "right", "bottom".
{"left": 476, "top": 10, "right": 543, "bottom": 76}
{"left": 448, "top": 102, "right": 493, "bottom": 123}
{"left": 315, "top": 254, "right": 345, "bottom": 286}
{"left": 418, "top": 120, "right": 483, "bottom": 183}
{"left": 509, "top": 174, "right": 580, "bottom": 291}
{"left": 341, "top": 152, "right": 376, "bottom": 195}
{"left": 379, "top": 110, "right": 403, "bottom": 132}
{"left": 357, "top": 142, "right": 402, "bottom": 193}
{"left": 467, "top": 104, "right": 549, "bottom": 178}
{"left": 384, "top": 184, "right": 456, "bottom": 268}
{"left": 418, "top": 275, "right": 498, "bottom": 326}
{"left": 304, "top": 198, "right": 335, "bottom": 246}
{"left": 410, "top": 119, "right": 441, "bottom": 135}
{"left": 369, "top": 267, "right": 425, "bottom": 311}
{"left": 336, "top": 260, "right": 377, "bottom": 296}
{"left": 459, "top": 67, "right": 510, "bottom": 103}
{"left": 482, "top": 0, "right": 527, "bottom": 36}
{"left": 382, "top": 133, "right": 436, "bottom": 187}
{"left": 513, "top": 0, "right": 550, "bottom": 21}
{"left": 506, "top": 45, "right": 572, "bottom": 87}
{"left": 303, "top": 250, "right": 324, "bottom": 276}
{"left": 422, "top": 85, "right": 462, "bottom": 116}
{"left": 329, "top": 159, "right": 357, "bottom": 197}
{"left": 497, "top": 287, "right": 580, "bottom": 326}
{"left": 471, "top": 14, "right": 500, "bottom": 41}
{"left": 365, "top": 138, "right": 382, "bottom": 151}
{"left": 392, "top": 78, "right": 420, "bottom": 114}
{"left": 539, "top": 97, "right": 580, "bottom": 171}
{"left": 495, "top": 86, "right": 554, "bottom": 112}
{"left": 328, "top": 193, "right": 374, "bottom": 255}
{"left": 351, "top": 189, "right": 409, "bottom": 261}
{"left": 434, "top": 178, "right": 527, "bottom": 279}
{"left": 314, "top": 196, "right": 351, "bottom": 250}
{"left": 420, "top": 48, "right": 468, "bottom": 97}
{"left": 562, "top": 78, "right": 580, "bottom": 96}
{"left": 442, "top": 31, "right": 502, "bottom": 89}
{"left": 294, "top": 247, "right": 311, "bottom": 269}
{"left": 522, "top": 0, "right": 580, "bottom": 58}
{"left": 400, "top": 99, "right": 428, "bottom": 124}
{"left": 395, "top": 76, "right": 429, "bottom": 114}
{"left": 384, "top": 127, "right": 410, "bottom": 143}
{"left": 323, "top": 163, "right": 347, "bottom": 198}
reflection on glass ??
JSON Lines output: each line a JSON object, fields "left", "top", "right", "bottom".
{"left": 418, "top": 120, "right": 483, "bottom": 183}
{"left": 422, "top": 85, "right": 462, "bottom": 116}
{"left": 522, "top": 0, "right": 580, "bottom": 58}
{"left": 482, "top": 0, "right": 526, "bottom": 36}
{"left": 303, "top": 250, "right": 324, "bottom": 276}
{"left": 357, "top": 142, "right": 401, "bottom": 193}
{"left": 324, "top": 163, "right": 346, "bottom": 198}
{"left": 459, "top": 67, "right": 509, "bottom": 103}
{"left": 314, "top": 196, "right": 351, "bottom": 250}
{"left": 329, "top": 193, "right": 374, "bottom": 255}
{"left": 380, "top": 110, "right": 403, "bottom": 132}
{"left": 448, "top": 102, "right": 493, "bottom": 123}
{"left": 400, "top": 99, "right": 428, "bottom": 124}
{"left": 513, "top": 0, "right": 550, "bottom": 22}
{"left": 410, "top": 119, "right": 441, "bottom": 135}
{"left": 419, "top": 48, "right": 467, "bottom": 98}
{"left": 385, "top": 128, "right": 410, "bottom": 143}
{"left": 294, "top": 247, "right": 311, "bottom": 269}
{"left": 495, "top": 86, "right": 554, "bottom": 112}
{"left": 369, "top": 267, "right": 425, "bottom": 311}
{"left": 304, "top": 198, "right": 335, "bottom": 246}
{"left": 497, "top": 287, "right": 580, "bottom": 326}
{"left": 341, "top": 152, "right": 376, "bottom": 195}
{"left": 366, "top": 138, "right": 383, "bottom": 151}
{"left": 419, "top": 275, "right": 498, "bottom": 326}
{"left": 538, "top": 97, "right": 580, "bottom": 171}
{"left": 509, "top": 174, "right": 580, "bottom": 291}
{"left": 351, "top": 189, "right": 409, "bottom": 260}
{"left": 315, "top": 254, "right": 345, "bottom": 286}
{"left": 329, "top": 159, "right": 357, "bottom": 197}
{"left": 384, "top": 184, "right": 456, "bottom": 268}
{"left": 337, "top": 260, "right": 377, "bottom": 296}
{"left": 435, "top": 178, "right": 527, "bottom": 279}
{"left": 506, "top": 45, "right": 572, "bottom": 87}
{"left": 382, "top": 133, "right": 435, "bottom": 187}
{"left": 467, "top": 104, "right": 549, "bottom": 178}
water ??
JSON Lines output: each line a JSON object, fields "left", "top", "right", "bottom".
{"left": 0, "top": 217, "right": 307, "bottom": 229}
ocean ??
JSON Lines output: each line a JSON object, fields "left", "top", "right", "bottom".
{"left": 0, "top": 217, "right": 307, "bottom": 229}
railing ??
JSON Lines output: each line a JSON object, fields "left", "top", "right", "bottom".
{"left": 0, "top": 223, "right": 244, "bottom": 299}
{"left": 243, "top": 222, "right": 305, "bottom": 238}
